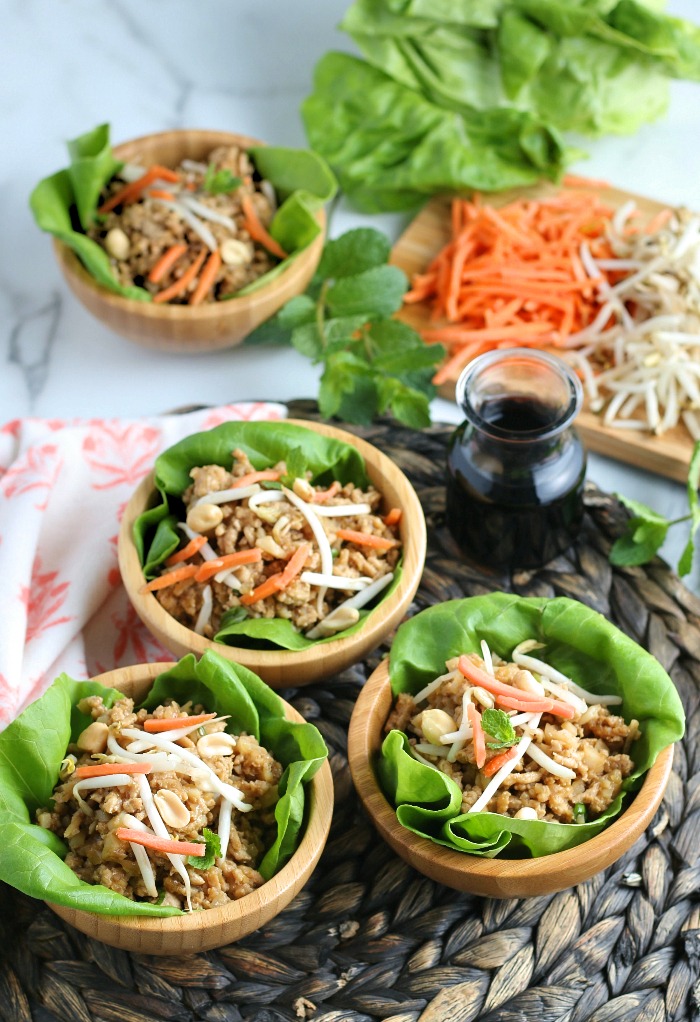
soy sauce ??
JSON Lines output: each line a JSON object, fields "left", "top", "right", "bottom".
{"left": 446, "top": 353, "right": 586, "bottom": 571}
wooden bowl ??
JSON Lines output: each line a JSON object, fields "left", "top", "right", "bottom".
{"left": 48, "top": 661, "right": 334, "bottom": 954}
{"left": 118, "top": 419, "right": 427, "bottom": 688}
{"left": 348, "top": 659, "right": 674, "bottom": 899}
{"left": 53, "top": 129, "right": 326, "bottom": 353}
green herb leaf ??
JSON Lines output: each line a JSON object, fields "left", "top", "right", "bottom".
{"left": 326, "top": 265, "right": 408, "bottom": 318}
{"left": 609, "top": 497, "right": 670, "bottom": 567}
{"left": 282, "top": 446, "right": 308, "bottom": 485}
{"left": 203, "top": 165, "right": 242, "bottom": 195}
{"left": 317, "top": 228, "right": 392, "bottom": 279}
{"left": 481, "top": 708, "right": 518, "bottom": 750}
{"left": 187, "top": 827, "right": 221, "bottom": 869}
{"left": 251, "top": 226, "right": 443, "bottom": 429}
{"left": 291, "top": 322, "right": 324, "bottom": 361}
{"left": 277, "top": 294, "right": 318, "bottom": 330}
{"left": 679, "top": 441, "right": 700, "bottom": 575}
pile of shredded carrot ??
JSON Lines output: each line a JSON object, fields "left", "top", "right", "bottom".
{"left": 404, "top": 183, "right": 619, "bottom": 386}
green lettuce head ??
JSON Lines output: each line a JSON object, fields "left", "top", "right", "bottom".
{"left": 378, "top": 593, "right": 684, "bottom": 858}
{"left": 133, "top": 420, "right": 402, "bottom": 651}
{"left": 0, "top": 650, "right": 328, "bottom": 916}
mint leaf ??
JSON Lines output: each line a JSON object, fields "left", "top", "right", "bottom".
{"left": 247, "top": 227, "right": 442, "bottom": 429}
{"left": 291, "top": 322, "right": 324, "bottom": 361}
{"left": 278, "top": 295, "right": 317, "bottom": 330}
{"left": 187, "top": 827, "right": 221, "bottom": 869}
{"left": 481, "top": 708, "right": 518, "bottom": 750}
{"left": 317, "top": 228, "right": 392, "bottom": 279}
{"left": 203, "top": 165, "right": 242, "bottom": 195}
{"left": 679, "top": 440, "right": 700, "bottom": 575}
{"left": 326, "top": 265, "right": 408, "bottom": 318}
{"left": 610, "top": 503, "right": 670, "bottom": 566}
{"left": 283, "top": 446, "right": 308, "bottom": 483}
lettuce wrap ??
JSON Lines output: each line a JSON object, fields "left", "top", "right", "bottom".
{"left": 378, "top": 593, "right": 684, "bottom": 858}
{"left": 0, "top": 650, "right": 328, "bottom": 916}
{"left": 29, "top": 123, "right": 336, "bottom": 301}
{"left": 134, "top": 420, "right": 401, "bottom": 651}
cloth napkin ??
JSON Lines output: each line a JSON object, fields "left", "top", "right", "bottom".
{"left": 0, "top": 401, "right": 286, "bottom": 729}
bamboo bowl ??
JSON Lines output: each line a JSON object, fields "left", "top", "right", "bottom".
{"left": 48, "top": 661, "right": 334, "bottom": 954}
{"left": 53, "top": 129, "right": 326, "bottom": 353}
{"left": 118, "top": 419, "right": 427, "bottom": 688}
{"left": 348, "top": 659, "right": 674, "bottom": 899}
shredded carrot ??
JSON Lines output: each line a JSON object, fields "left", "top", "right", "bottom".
{"left": 496, "top": 694, "right": 576, "bottom": 720}
{"left": 98, "top": 165, "right": 180, "bottom": 214}
{"left": 189, "top": 250, "right": 222, "bottom": 306}
{"left": 194, "top": 548, "right": 263, "bottom": 582}
{"left": 562, "top": 174, "right": 610, "bottom": 189}
{"left": 335, "top": 528, "right": 397, "bottom": 550}
{"left": 153, "top": 249, "right": 207, "bottom": 304}
{"left": 148, "top": 189, "right": 176, "bottom": 202}
{"left": 166, "top": 535, "right": 207, "bottom": 567}
{"left": 240, "top": 572, "right": 284, "bottom": 605}
{"left": 382, "top": 508, "right": 402, "bottom": 527}
{"left": 278, "top": 542, "right": 311, "bottom": 586}
{"left": 140, "top": 564, "right": 198, "bottom": 593}
{"left": 143, "top": 712, "right": 217, "bottom": 733}
{"left": 115, "top": 828, "right": 206, "bottom": 857}
{"left": 458, "top": 655, "right": 575, "bottom": 718}
{"left": 239, "top": 543, "right": 310, "bottom": 605}
{"left": 482, "top": 746, "right": 520, "bottom": 778}
{"left": 313, "top": 481, "right": 341, "bottom": 504}
{"left": 232, "top": 470, "right": 281, "bottom": 488}
{"left": 241, "top": 193, "right": 287, "bottom": 260}
{"left": 148, "top": 243, "right": 188, "bottom": 284}
{"left": 405, "top": 192, "right": 619, "bottom": 386}
{"left": 467, "top": 703, "right": 485, "bottom": 769}
{"left": 645, "top": 208, "right": 673, "bottom": 234}
{"left": 74, "top": 763, "right": 153, "bottom": 778}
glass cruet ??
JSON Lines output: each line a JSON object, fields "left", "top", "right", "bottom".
{"left": 445, "top": 348, "right": 587, "bottom": 571}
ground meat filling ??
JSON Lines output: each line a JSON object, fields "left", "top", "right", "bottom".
{"left": 154, "top": 448, "right": 401, "bottom": 637}
{"left": 384, "top": 650, "right": 640, "bottom": 824}
{"left": 87, "top": 145, "right": 276, "bottom": 303}
{"left": 37, "top": 695, "right": 282, "bottom": 910}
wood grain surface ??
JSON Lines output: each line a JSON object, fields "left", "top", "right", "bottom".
{"left": 390, "top": 183, "right": 695, "bottom": 483}
{"left": 348, "top": 658, "right": 674, "bottom": 900}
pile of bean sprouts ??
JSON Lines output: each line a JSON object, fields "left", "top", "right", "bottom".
{"left": 563, "top": 203, "right": 700, "bottom": 437}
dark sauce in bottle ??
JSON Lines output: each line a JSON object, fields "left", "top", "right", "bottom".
{"left": 446, "top": 352, "right": 586, "bottom": 571}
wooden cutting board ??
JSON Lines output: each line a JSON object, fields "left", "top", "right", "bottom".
{"left": 390, "top": 181, "right": 694, "bottom": 484}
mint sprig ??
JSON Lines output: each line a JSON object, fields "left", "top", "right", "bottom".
{"left": 481, "top": 708, "right": 518, "bottom": 750}
{"left": 203, "top": 165, "right": 242, "bottom": 195}
{"left": 610, "top": 441, "right": 700, "bottom": 576}
{"left": 245, "top": 228, "right": 445, "bottom": 428}
{"left": 186, "top": 827, "right": 221, "bottom": 869}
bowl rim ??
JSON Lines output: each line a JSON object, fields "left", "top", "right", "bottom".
{"left": 348, "top": 657, "right": 674, "bottom": 892}
{"left": 53, "top": 127, "right": 326, "bottom": 319}
{"left": 47, "top": 660, "right": 334, "bottom": 936}
{"left": 117, "top": 417, "right": 427, "bottom": 678}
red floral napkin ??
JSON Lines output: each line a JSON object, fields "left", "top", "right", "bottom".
{"left": 0, "top": 402, "right": 286, "bottom": 728}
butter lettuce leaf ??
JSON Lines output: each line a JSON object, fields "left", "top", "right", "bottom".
{"left": 303, "top": 0, "right": 700, "bottom": 211}
{"left": 302, "top": 53, "right": 569, "bottom": 212}
{"left": 30, "top": 125, "right": 336, "bottom": 301}
{"left": 0, "top": 651, "right": 327, "bottom": 914}
{"left": 378, "top": 594, "right": 684, "bottom": 858}
{"left": 133, "top": 420, "right": 400, "bottom": 651}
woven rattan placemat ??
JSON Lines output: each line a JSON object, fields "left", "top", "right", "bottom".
{"left": 2, "top": 399, "right": 699, "bottom": 1022}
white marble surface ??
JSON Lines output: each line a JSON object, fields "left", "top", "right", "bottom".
{"left": 3, "top": 0, "right": 700, "bottom": 588}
